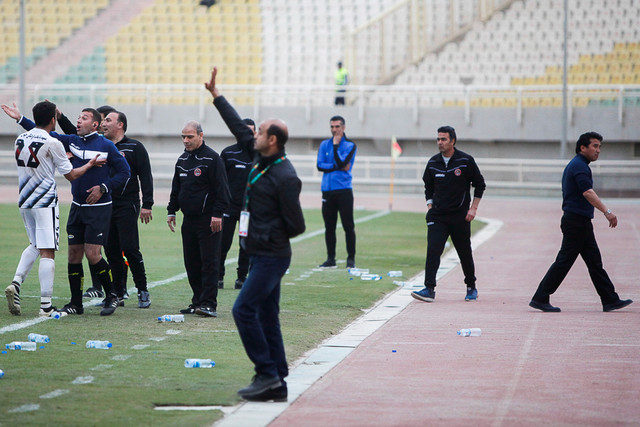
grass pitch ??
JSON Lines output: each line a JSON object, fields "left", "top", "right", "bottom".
{"left": 0, "top": 203, "right": 481, "bottom": 426}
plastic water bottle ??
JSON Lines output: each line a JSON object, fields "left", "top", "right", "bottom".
{"left": 28, "top": 333, "right": 50, "bottom": 343}
{"left": 387, "top": 271, "right": 403, "bottom": 277}
{"left": 184, "top": 358, "right": 215, "bottom": 368}
{"left": 457, "top": 328, "right": 482, "bottom": 337}
{"left": 360, "top": 274, "right": 382, "bottom": 281}
{"left": 0, "top": 369, "right": 4, "bottom": 378}
{"left": 52, "top": 311, "right": 67, "bottom": 319}
{"left": 86, "top": 340, "right": 112, "bottom": 349}
{"left": 5, "top": 341, "right": 36, "bottom": 351}
{"left": 348, "top": 268, "right": 369, "bottom": 276}
{"left": 158, "top": 314, "right": 184, "bottom": 323}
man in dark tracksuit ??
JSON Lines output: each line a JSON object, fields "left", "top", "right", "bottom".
{"left": 412, "top": 125, "right": 486, "bottom": 303}
{"left": 167, "top": 120, "right": 230, "bottom": 317}
{"left": 101, "top": 111, "right": 154, "bottom": 308}
{"left": 207, "top": 72, "right": 255, "bottom": 290}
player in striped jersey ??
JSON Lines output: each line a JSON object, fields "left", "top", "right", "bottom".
{"left": 3, "top": 101, "right": 101, "bottom": 316}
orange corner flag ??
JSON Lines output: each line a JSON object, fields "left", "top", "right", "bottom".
{"left": 391, "top": 136, "right": 402, "bottom": 159}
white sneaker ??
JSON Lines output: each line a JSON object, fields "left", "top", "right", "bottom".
{"left": 5, "top": 282, "right": 21, "bottom": 315}
{"left": 39, "top": 306, "right": 58, "bottom": 317}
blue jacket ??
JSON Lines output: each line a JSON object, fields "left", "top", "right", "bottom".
{"left": 18, "top": 117, "right": 130, "bottom": 206}
{"left": 316, "top": 136, "right": 357, "bottom": 192}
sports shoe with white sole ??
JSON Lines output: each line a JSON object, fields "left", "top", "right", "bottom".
{"left": 465, "top": 287, "right": 478, "bottom": 301}
{"left": 57, "top": 303, "right": 84, "bottom": 315}
{"left": 100, "top": 295, "right": 119, "bottom": 316}
{"left": 5, "top": 281, "right": 21, "bottom": 315}
{"left": 137, "top": 291, "right": 151, "bottom": 309}
{"left": 39, "top": 306, "right": 58, "bottom": 317}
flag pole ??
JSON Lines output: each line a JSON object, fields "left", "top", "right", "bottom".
{"left": 389, "top": 155, "right": 395, "bottom": 211}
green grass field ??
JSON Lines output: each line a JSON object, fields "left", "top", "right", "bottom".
{"left": 0, "top": 203, "right": 481, "bottom": 426}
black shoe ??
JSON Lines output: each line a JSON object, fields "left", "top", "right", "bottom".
{"left": 83, "top": 287, "right": 104, "bottom": 298}
{"left": 234, "top": 278, "right": 244, "bottom": 289}
{"left": 116, "top": 297, "right": 125, "bottom": 307}
{"left": 529, "top": 300, "right": 561, "bottom": 312}
{"left": 179, "top": 304, "right": 196, "bottom": 314}
{"left": 346, "top": 258, "right": 355, "bottom": 269}
{"left": 58, "top": 303, "right": 84, "bottom": 315}
{"left": 243, "top": 384, "right": 288, "bottom": 402}
{"left": 238, "top": 375, "right": 282, "bottom": 398}
{"left": 100, "top": 294, "right": 119, "bottom": 316}
{"left": 603, "top": 299, "right": 633, "bottom": 312}
{"left": 218, "top": 279, "right": 224, "bottom": 289}
{"left": 319, "top": 259, "right": 336, "bottom": 268}
{"left": 137, "top": 290, "right": 151, "bottom": 308}
{"left": 195, "top": 306, "right": 217, "bottom": 317}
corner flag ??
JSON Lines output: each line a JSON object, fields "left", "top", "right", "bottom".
{"left": 391, "top": 136, "right": 402, "bottom": 159}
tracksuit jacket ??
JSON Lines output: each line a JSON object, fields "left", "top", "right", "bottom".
{"left": 167, "top": 142, "right": 230, "bottom": 218}
{"left": 316, "top": 136, "right": 357, "bottom": 192}
{"left": 423, "top": 148, "right": 486, "bottom": 216}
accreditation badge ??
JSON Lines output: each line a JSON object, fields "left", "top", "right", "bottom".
{"left": 238, "top": 210, "right": 250, "bottom": 237}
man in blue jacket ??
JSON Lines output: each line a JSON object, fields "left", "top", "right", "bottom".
{"left": 6, "top": 105, "right": 131, "bottom": 316}
{"left": 316, "top": 115, "right": 357, "bottom": 268}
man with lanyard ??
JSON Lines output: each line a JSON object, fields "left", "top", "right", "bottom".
{"left": 226, "top": 109, "right": 305, "bottom": 402}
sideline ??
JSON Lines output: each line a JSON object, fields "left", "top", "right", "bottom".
{"left": 0, "top": 210, "right": 391, "bottom": 335}
{"left": 214, "top": 216, "right": 503, "bottom": 427}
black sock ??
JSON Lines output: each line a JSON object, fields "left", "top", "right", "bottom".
{"left": 68, "top": 263, "right": 84, "bottom": 307}
{"left": 90, "top": 258, "right": 113, "bottom": 296}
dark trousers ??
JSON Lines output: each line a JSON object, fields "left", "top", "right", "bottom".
{"left": 219, "top": 214, "right": 250, "bottom": 282}
{"left": 232, "top": 255, "right": 290, "bottom": 380}
{"left": 532, "top": 212, "right": 620, "bottom": 305}
{"left": 321, "top": 189, "right": 356, "bottom": 260}
{"left": 424, "top": 212, "right": 476, "bottom": 288}
{"left": 105, "top": 203, "right": 147, "bottom": 295}
{"left": 181, "top": 214, "right": 221, "bottom": 309}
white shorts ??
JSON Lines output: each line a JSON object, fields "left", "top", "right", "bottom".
{"left": 20, "top": 205, "right": 60, "bottom": 251}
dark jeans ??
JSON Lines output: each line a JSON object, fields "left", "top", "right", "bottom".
{"left": 181, "top": 214, "right": 221, "bottom": 309}
{"left": 232, "top": 255, "right": 290, "bottom": 380}
{"left": 321, "top": 189, "right": 356, "bottom": 260}
{"left": 424, "top": 211, "right": 475, "bottom": 288}
{"left": 532, "top": 212, "right": 620, "bottom": 305}
{"left": 105, "top": 203, "right": 147, "bottom": 295}
{"left": 219, "top": 214, "right": 249, "bottom": 281}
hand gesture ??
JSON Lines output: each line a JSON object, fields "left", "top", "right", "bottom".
{"left": 204, "top": 67, "right": 220, "bottom": 98}
{"left": 140, "top": 208, "right": 153, "bottom": 224}
{"left": 1, "top": 102, "right": 21, "bottom": 120}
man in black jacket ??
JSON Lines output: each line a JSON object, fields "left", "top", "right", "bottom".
{"left": 101, "top": 111, "right": 154, "bottom": 308}
{"left": 167, "top": 121, "right": 230, "bottom": 317}
{"left": 412, "top": 125, "right": 486, "bottom": 303}
{"left": 205, "top": 67, "right": 254, "bottom": 290}
{"left": 228, "top": 114, "right": 306, "bottom": 403}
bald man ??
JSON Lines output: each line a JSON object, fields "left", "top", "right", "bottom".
{"left": 167, "top": 121, "right": 230, "bottom": 317}
{"left": 231, "top": 117, "right": 306, "bottom": 402}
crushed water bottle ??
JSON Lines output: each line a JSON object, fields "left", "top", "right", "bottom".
{"left": 360, "top": 274, "right": 382, "bottom": 281}
{"left": 184, "top": 358, "right": 215, "bottom": 368}
{"left": 86, "top": 340, "right": 112, "bottom": 349}
{"left": 457, "top": 328, "right": 482, "bottom": 337}
{"left": 28, "top": 333, "right": 50, "bottom": 343}
{"left": 52, "top": 311, "right": 66, "bottom": 319}
{"left": 158, "top": 314, "right": 184, "bottom": 323}
{"left": 387, "top": 271, "right": 403, "bottom": 277}
{"left": 6, "top": 341, "right": 36, "bottom": 351}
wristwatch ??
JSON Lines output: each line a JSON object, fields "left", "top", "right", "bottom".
{"left": 605, "top": 209, "right": 612, "bottom": 215}
{"left": 99, "top": 183, "right": 108, "bottom": 194}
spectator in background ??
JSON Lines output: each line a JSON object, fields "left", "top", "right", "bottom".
{"left": 101, "top": 110, "right": 154, "bottom": 308}
{"left": 204, "top": 66, "right": 254, "bottom": 290}
{"left": 334, "top": 61, "right": 349, "bottom": 105}
{"left": 412, "top": 126, "right": 485, "bottom": 304}
{"left": 167, "top": 120, "right": 230, "bottom": 317}
{"left": 316, "top": 115, "right": 357, "bottom": 269}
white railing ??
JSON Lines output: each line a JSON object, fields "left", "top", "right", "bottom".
{"left": 2, "top": 152, "right": 639, "bottom": 195}
{"left": 1, "top": 83, "right": 639, "bottom": 126}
